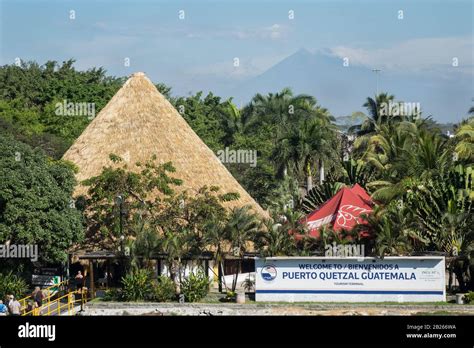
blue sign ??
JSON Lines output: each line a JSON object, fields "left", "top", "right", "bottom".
{"left": 261, "top": 265, "right": 277, "bottom": 281}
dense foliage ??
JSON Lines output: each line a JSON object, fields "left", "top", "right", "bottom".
{"left": 180, "top": 269, "right": 210, "bottom": 303}
{"left": 0, "top": 135, "right": 84, "bottom": 264}
{"left": 0, "top": 271, "right": 29, "bottom": 300}
{"left": 121, "top": 268, "right": 154, "bottom": 301}
{"left": 152, "top": 276, "right": 177, "bottom": 302}
{"left": 1, "top": 60, "right": 473, "bottom": 292}
{"left": 0, "top": 60, "right": 124, "bottom": 157}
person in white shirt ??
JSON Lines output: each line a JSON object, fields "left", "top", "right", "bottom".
{"left": 8, "top": 296, "right": 21, "bottom": 316}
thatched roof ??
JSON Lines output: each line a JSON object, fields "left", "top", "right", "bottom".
{"left": 62, "top": 72, "right": 266, "bottom": 217}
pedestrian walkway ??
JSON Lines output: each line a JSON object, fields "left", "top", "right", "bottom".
{"left": 19, "top": 281, "right": 88, "bottom": 316}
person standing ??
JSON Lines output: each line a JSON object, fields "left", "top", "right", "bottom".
{"left": 32, "top": 286, "right": 44, "bottom": 307}
{"left": 75, "top": 270, "right": 84, "bottom": 290}
{"left": 0, "top": 300, "right": 8, "bottom": 316}
{"left": 5, "top": 294, "right": 13, "bottom": 308}
{"left": 8, "top": 296, "right": 21, "bottom": 316}
{"left": 26, "top": 300, "right": 38, "bottom": 315}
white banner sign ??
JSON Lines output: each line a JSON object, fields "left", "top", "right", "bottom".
{"left": 32, "top": 275, "right": 61, "bottom": 287}
{"left": 255, "top": 257, "right": 445, "bottom": 302}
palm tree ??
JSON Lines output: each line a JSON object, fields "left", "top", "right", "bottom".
{"left": 364, "top": 123, "right": 414, "bottom": 177}
{"left": 245, "top": 88, "right": 337, "bottom": 194}
{"left": 354, "top": 93, "right": 396, "bottom": 136}
{"left": 301, "top": 181, "right": 345, "bottom": 213}
{"left": 365, "top": 121, "right": 449, "bottom": 202}
{"left": 245, "top": 88, "right": 317, "bottom": 133}
{"left": 223, "top": 206, "right": 260, "bottom": 292}
{"left": 435, "top": 212, "right": 472, "bottom": 255}
{"left": 352, "top": 93, "right": 422, "bottom": 157}
{"left": 360, "top": 205, "right": 426, "bottom": 257}
{"left": 454, "top": 117, "right": 474, "bottom": 163}
{"left": 272, "top": 116, "right": 337, "bottom": 192}
{"left": 221, "top": 100, "right": 247, "bottom": 146}
{"left": 255, "top": 218, "right": 296, "bottom": 257}
{"left": 159, "top": 227, "right": 191, "bottom": 294}
{"left": 302, "top": 158, "right": 375, "bottom": 213}
{"left": 409, "top": 129, "right": 449, "bottom": 177}
{"left": 203, "top": 218, "right": 228, "bottom": 292}
{"left": 272, "top": 124, "right": 302, "bottom": 179}
{"left": 405, "top": 165, "right": 473, "bottom": 251}
{"left": 130, "top": 222, "right": 160, "bottom": 271}
{"left": 265, "top": 174, "right": 300, "bottom": 213}
{"left": 436, "top": 211, "right": 474, "bottom": 291}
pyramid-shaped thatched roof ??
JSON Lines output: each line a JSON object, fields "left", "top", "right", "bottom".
{"left": 63, "top": 72, "right": 266, "bottom": 217}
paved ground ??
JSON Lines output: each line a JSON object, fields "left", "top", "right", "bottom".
{"left": 79, "top": 289, "right": 474, "bottom": 316}
{"left": 82, "top": 301, "right": 474, "bottom": 316}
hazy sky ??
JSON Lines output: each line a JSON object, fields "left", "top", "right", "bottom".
{"left": 1, "top": 0, "right": 472, "bottom": 121}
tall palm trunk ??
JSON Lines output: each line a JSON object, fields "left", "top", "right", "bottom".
{"left": 219, "top": 259, "right": 229, "bottom": 291}
{"left": 231, "top": 260, "right": 242, "bottom": 292}
{"left": 319, "top": 159, "right": 325, "bottom": 184}
{"left": 217, "top": 259, "right": 223, "bottom": 292}
{"left": 306, "top": 161, "right": 313, "bottom": 193}
{"left": 216, "top": 249, "right": 230, "bottom": 293}
{"left": 169, "top": 258, "right": 181, "bottom": 294}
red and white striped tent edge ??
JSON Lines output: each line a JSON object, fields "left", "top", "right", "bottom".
{"left": 303, "top": 184, "right": 373, "bottom": 238}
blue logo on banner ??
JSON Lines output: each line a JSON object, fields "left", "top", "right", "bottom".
{"left": 261, "top": 265, "right": 277, "bottom": 281}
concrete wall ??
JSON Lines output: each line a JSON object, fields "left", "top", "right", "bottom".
{"left": 159, "top": 259, "right": 215, "bottom": 283}
{"left": 222, "top": 272, "right": 255, "bottom": 292}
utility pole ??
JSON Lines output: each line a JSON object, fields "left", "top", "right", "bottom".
{"left": 372, "top": 69, "right": 381, "bottom": 96}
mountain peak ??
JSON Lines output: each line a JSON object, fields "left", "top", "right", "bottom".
{"left": 294, "top": 47, "right": 314, "bottom": 57}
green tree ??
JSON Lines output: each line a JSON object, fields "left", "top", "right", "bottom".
{"left": 223, "top": 206, "right": 260, "bottom": 291}
{"left": 154, "top": 186, "right": 236, "bottom": 291}
{"left": 406, "top": 165, "right": 473, "bottom": 251}
{"left": 272, "top": 106, "right": 337, "bottom": 192}
{"left": 172, "top": 92, "right": 227, "bottom": 152}
{"left": 0, "top": 59, "right": 125, "bottom": 154}
{"left": 203, "top": 218, "right": 228, "bottom": 291}
{"left": 352, "top": 93, "right": 396, "bottom": 136}
{"left": 254, "top": 210, "right": 303, "bottom": 257}
{"left": 220, "top": 100, "right": 247, "bottom": 146}
{"left": 364, "top": 121, "right": 449, "bottom": 202}
{"left": 454, "top": 117, "right": 474, "bottom": 163}
{"left": 82, "top": 154, "right": 182, "bottom": 249}
{"left": 245, "top": 88, "right": 318, "bottom": 137}
{"left": 357, "top": 205, "right": 426, "bottom": 257}
{"left": 0, "top": 135, "right": 84, "bottom": 264}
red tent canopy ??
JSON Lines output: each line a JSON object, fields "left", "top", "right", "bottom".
{"left": 351, "top": 183, "right": 372, "bottom": 204}
{"left": 303, "top": 184, "right": 373, "bottom": 238}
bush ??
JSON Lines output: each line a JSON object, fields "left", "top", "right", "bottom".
{"left": 242, "top": 277, "right": 255, "bottom": 292}
{"left": 180, "top": 269, "right": 210, "bottom": 303}
{"left": 221, "top": 290, "right": 236, "bottom": 302}
{"left": 0, "top": 271, "right": 29, "bottom": 300}
{"left": 121, "top": 269, "right": 153, "bottom": 301}
{"left": 152, "top": 276, "right": 176, "bottom": 302}
{"left": 102, "top": 288, "right": 123, "bottom": 302}
{"left": 464, "top": 291, "right": 474, "bottom": 304}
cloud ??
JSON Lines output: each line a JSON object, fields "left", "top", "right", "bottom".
{"left": 234, "top": 24, "right": 288, "bottom": 41}
{"left": 86, "top": 20, "right": 290, "bottom": 43}
{"left": 330, "top": 37, "right": 473, "bottom": 75}
{"left": 185, "top": 23, "right": 290, "bottom": 41}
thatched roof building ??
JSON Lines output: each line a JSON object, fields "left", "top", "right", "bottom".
{"left": 62, "top": 72, "right": 266, "bottom": 217}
